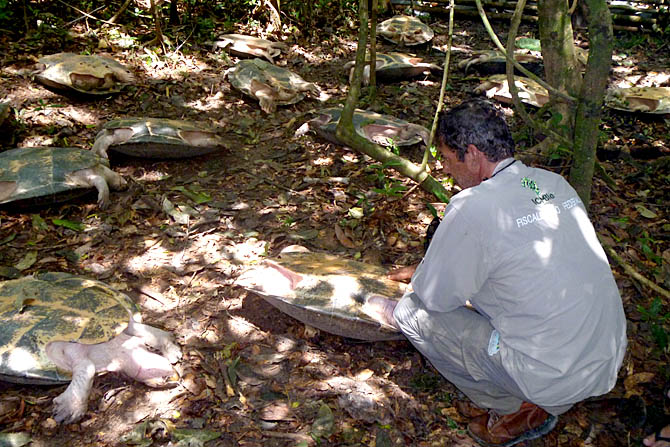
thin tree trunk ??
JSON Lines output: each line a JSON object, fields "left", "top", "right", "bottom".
{"left": 569, "top": 0, "right": 613, "bottom": 208}
{"left": 369, "top": 0, "right": 378, "bottom": 103}
{"left": 537, "top": 0, "right": 581, "bottom": 139}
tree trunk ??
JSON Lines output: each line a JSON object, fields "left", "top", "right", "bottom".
{"left": 537, "top": 0, "right": 581, "bottom": 136}
{"left": 568, "top": 0, "right": 613, "bottom": 208}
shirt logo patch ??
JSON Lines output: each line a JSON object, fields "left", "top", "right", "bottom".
{"left": 521, "top": 177, "right": 555, "bottom": 205}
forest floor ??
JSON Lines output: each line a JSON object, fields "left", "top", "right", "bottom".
{"left": 0, "top": 6, "right": 669, "bottom": 447}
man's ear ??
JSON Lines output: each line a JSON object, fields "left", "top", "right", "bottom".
{"left": 464, "top": 144, "right": 482, "bottom": 168}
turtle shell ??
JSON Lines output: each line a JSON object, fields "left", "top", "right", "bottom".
{"left": 458, "top": 50, "right": 544, "bottom": 76}
{"left": 376, "top": 15, "right": 434, "bottom": 46}
{"left": 0, "top": 272, "right": 139, "bottom": 384}
{"left": 228, "top": 59, "right": 318, "bottom": 110}
{"left": 605, "top": 87, "right": 670, "bottom": 114}
{"left": 474, "top": 74, "right": 549, "bottom": 108}
{"left": 94, "top": 118, "right": 226, "bottom": 159}
{"left": 236, "top": 252, "right": 408, "bottom": 341}
{"left": 0, "top": 146, "right": 111, "bottom": 206}
{"left": 301, "top": 107, "right": 429, "bottom": 147}
{"left": 348, "top": 52, "right": 442, "bottom": 84}
{"left": 35, "top": 53, "right": 134, "bottom": 95}
{"left": 213, "top": 34, "right": 286, "bottom": 63}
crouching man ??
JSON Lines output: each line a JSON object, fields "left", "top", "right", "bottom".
{"left": 366, "top": 99, "right": 627, "bottom": 446}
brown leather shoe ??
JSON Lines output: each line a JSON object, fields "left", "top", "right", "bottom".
{"left": 455, "top": 399, "right": 488, "bottom": 419}
{"left": 467, "top": 402, "right": 557, "bottom": 447}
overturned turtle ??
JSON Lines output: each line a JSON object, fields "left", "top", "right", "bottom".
{"left": 296, "top": 107, "right": 429, "bottom": 147}
{"left": 458, "top": 50, "right": 544, "bottom": 76}
{"left": 459, "top": 48, "right": 587, "bottom": 76}
{"left": 0, "top": 146, "right": 126, "bottom": 209}
{"left": 376, "top": 15, "right": 434, "bottom": 46}
{"left": 474, "top": 74, "right": 549, "bottom": 108}
{"left": 212, "top": 34, "right": 286, "bottom": 63}
{"left": 236, "top": 250, "right": 408, "bottom": 341}
{"left": 34, "top": 53, "right": 135, "bottom": 96}
{"left": 344, "top": 52, "right": 442, "bottom": 85}
{"left": 0, "top": 272, "right": 181, "bottom": 423}
{"left": 227, "top": 59, "right": 319, "bottom": 113}
{"left": 605, "top": 86, "right": 670, "bottom": 114}
{"left": 92, "top": 118, "right": 226, "bottom": 159}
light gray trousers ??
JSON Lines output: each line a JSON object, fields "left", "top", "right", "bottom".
{"left": 393, "top": 293, "right": 572, "bottom": 416}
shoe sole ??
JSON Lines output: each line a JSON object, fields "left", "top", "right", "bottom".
{"left": 468, "top": 415, "right": 558, "bottom": 447}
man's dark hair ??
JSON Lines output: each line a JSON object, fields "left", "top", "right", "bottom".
{"left": 437, "top": 99, "right": 515, "bottom": 162}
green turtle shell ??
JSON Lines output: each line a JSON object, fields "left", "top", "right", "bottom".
{"left": 370, "top": 52, "right": 442, "bottom": 82}
{"left": 96, "top": 118, "right": 226, "bottom": 158}
{"left": 307, "top": 107, "right": 429, "bottom": 147}
{"left": 237, "top": 252, "right": 407, "bottom": 341}
{"left": 605, "top": 87, "right": 670, "bottom": 114}
{"left": 36, "top": 53, "right": 134, "bottom": 95}
{"left": 376, "top": 15, "right": 434, "bottom": 46}
{"left": 0, "top": 273, "right": 139, "bottom": 384}
{"left": 457, "top": 50, "right": 544, "bottom": 76}
{"left": 0, "top": 146, "right": 109, "bottom": 205}
{"left": 228, "top": 59, "right": 314, "bottom": 107}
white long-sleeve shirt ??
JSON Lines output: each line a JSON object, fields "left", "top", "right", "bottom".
{"left": 411, "top": 158, "right": 627, "bottom": 406}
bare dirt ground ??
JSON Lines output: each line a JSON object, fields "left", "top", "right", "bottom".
{"left": 0, "top": 8, "right": 669, "bottom": 447}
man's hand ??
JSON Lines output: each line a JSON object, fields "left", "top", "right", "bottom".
{"left": 387, "top": 264, "right": 418, "bottom": 283}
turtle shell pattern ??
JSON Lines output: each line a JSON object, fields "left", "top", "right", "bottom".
{"left": 605, "top": 87, "right": 670, "bottom": 114}
{"left": 372, "top": 52, "right": 442, "bottom": 82}
{"left": 475, "top": 74, "right": 549, "bottom": 108}
{"left": 458, "top": 50, "right": 544, "bottom": 76}
{"left": 214, "top": 34, "right": 285, "bottom": 61}
{"left": 36, "top": 53, "right": 134, "bottom": 95}
{"left": 0, "top": 146, "right": 110, "bottom": 205}
{"left": 97, "top": 118, "right": 226, "bottom": 158}
{"left": 228, "top": 59, "right": 312, "bottom": 107}
{"left": 0, "top": 272, "right": 139, "bottom": 384}
{"left": 376, "top": 15, "right": 434, "bottom": 46}
{"left": 237, "top": 252, "right": 408, "bottom": 341}
{"left": 310, "top": 107, "right": 428, "bottom": 147}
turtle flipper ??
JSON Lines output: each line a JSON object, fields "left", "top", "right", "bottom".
{"left": 124, "top": 319, "right": 182, "bottom": 364}
{"left": 48, "top": 342, "right": 96, "bottom": 424}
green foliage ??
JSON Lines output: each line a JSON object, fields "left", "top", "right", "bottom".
{"left": 0, "top": 0, "right": 13, "bottom": 25}
{"left": 637, "top": 230, "right": 662, "bottom": 265}
{"left": 367, "top": 160, "right": 407, "bottom": 197}
{"left": 638, "top": 297, "right": 670, "bottom": 351}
